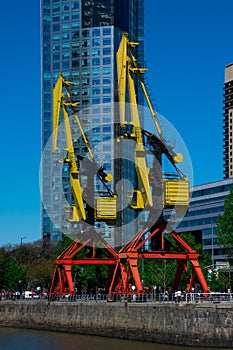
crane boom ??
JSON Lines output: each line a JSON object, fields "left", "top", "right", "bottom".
{"left": 52, "top": 73, "right": 116, "bottom": 223}
{"left": 117, "top": 32, "right": 152, "bottom": 208}
{"left": 53, "top": 73, "right": 86, "bottom": 221}
{"left": 116, "top": 32, "right": 189, "bottom": 210}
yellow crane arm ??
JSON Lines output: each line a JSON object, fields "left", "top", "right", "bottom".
{"left": 116, "top": 33, "right": 128, "bottom": 127}
{"left": 52, "top": 74, "right": 63, "bottom": 154}
{"left": 52, "top": 73, "right": 86, "bottom": 221}
{"left": 117, "top": 32, "right": 152, "bottom": 208}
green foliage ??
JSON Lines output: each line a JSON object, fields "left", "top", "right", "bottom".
{"left": 3, "top": 258, "right": 26, "bottom": 291}
{"left": 0, "top": 236, "right": 110, "bottom": 293}
{"left": 73, "top": 264, "right": 108, "bottom": 293}
{"left": 139, "top": 258, "right": 177, "bottom": 291}
{"left": 0, "top": 230, "right": 214, "bottom": 293}
{"left": 52, "top": 235, "right": 74, "bottom": 261}
{"left": 138, "top": 233, "right": 212, "bottom": 292}
{"left": 25, "top": 257, "right": 54, "bottom": 291}
{"left": 216, "top": 186, "right": 233, "bottom": 250}
{"left": 207, "top": 269, "right": 226, "bottom": 292}
{"left": 0, "top": 248, "right": 6, "bottom": 289}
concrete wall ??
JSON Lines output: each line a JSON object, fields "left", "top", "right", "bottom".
{"left": 0, "top": 301, "right": 233, "bottom": 347}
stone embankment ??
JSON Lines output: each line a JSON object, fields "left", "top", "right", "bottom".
{"left": 0, "top": 301, "right": 233, "bottom": 347}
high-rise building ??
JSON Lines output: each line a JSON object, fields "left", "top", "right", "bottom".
{"left": 223, "top": 63, "right": 233, "bottom": 178}
{"left": 40, "top": 0, "right": 144, "bottom": 243}
{"left": 175, "top": 63, "right": 233, "bottom": 268}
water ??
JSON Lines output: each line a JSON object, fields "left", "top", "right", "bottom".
{"left": 0, "top": 328, "right": 231, "bottom": 350}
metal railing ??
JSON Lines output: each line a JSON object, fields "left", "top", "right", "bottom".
{"left": 46, "top": 292, "right": 233, "bottom": 304}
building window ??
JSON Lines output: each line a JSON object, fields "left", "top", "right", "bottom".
{"left": 62, "top": 42, "right": 70, "bottom": 50}
{"left": 62, "top": 14, "right": 69, "bottom": 21}
{"left": 62, "top": 61, "right": 69, "bottom": 69}
{"left": 53, "top": 23, "right": 60, "bottom": 31}
{"left": 92, "top": 107, "right": 100, "bottom": 113}
{"left": 62, "top": 52, "right": 70, "bottom": 59}
{"left": 103, "top": 134, "right": 111, "bottom": 141}
{"left": 82, "top": 39, "right": 90, "bottom": 47}
{"left": 104, "top": 163, "right": 111, "bottom": 171}
{"left": 72, "top": 12, "right": 79, "bottom": 19}
{"left": 103, "top": 48, "right": 111, "bottom": 55}
{"left": 62, "top": 33, "right": 70, "bottom": 40}
{"left": 103, "top": 87, "right": 111, "bottom": 94}
{"left": 53, "top": 53, "right": 60, "bottom": 60}
{"left": 53, "top": 5, "right": 60, "bottom": 12}
{"left": 103, "top": 126, "right": 111, "bottom": 132}
{"left": 53, "top": 43, "right": 60, "bottom": 50}
{"left": 93, "top": 97, "right": 100, "bottom": 105}
{"left": 103, "top": 28, "right": 111, "bottom": 35}
{"left": 103, "top": 67, "right": 111, "bottom": 75}
{"left": 103, "top": 57, "right": 111, "bottom": 65}
{"left": 93, "top": 88, "right": 100, "bottom": 95}
{"left": 62, "top": 4, "right": 69, "bottom": 11}
{"left": 93, "top": 58, "right": 100, "bottom": 66}
{"left": 92, "top": 38, "right": 100, "bottom": 46}
{"left": 103, "top": 117, "right": 111, "bottom": 123}
{"left": 103, "top": 78, "right": 111, "bottom": 84}
{"left": 93, "top": 127, "right": 100, "bottom": 133}
{"left": 103, "top": 38, "right": 111, "bottom": 45}
{"left": 72, "top": 2, "right": 79, "bottom": 9}
{"left": 92, "top": 78, "right": 100, "bottom": 85}
{"left": 53, "top": 15, "right": 60, "bottom": 22}
{"left": 103, "top": 106, "right": 111, "bottom": 113}
{"left": 92, "top": 49, "right": 100, "bottom": 56}
{"left": 62, "top": 23, "right": 70, "bottom": 31}
{"left": 103, "top": 96, "right": 111, "bottom": 103}
{"left": 103, "top": 144, "right": 111, "bottom": 152}
{"left": 93, "top": 135, "right": 101, "bottom": 143}
{"left": 92, "top": 29, "right": 100, "bottom": 37}
{"left": 103, "top": 154, "right": 111, "bottom": 161}
{"left": 53, "top": 62, "right": 60, "bottom": 70}
{"left": 92, "top": 68, "right": 100, "bottom": 75}
{"left": 72, "top": 21, "right": 80, "bottom": 28}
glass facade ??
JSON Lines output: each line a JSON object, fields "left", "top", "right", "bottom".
{"left": 176, "top": 179, "right": 233, "bottom": 263}
{"left": 40, "top": 0, "right": 144, "bottom": 244}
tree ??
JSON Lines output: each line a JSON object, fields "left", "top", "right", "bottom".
{"left": 215, "top": 187, "right": 233, "bottom": 291}
{"left": 216, "top": 186, "right": 233, "bottom": 252}
{"left": 3, "top": 258, "right": 26, "bottom": 291}
{"left": 138, "top": 233, "right": 212, "bottom": 292}
{"left": 25, "top": 257, "right": 54, "bottom": 291}
{"left": 0, "top": 248, "right": 6, "bottom": 289}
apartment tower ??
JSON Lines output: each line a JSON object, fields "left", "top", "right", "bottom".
{"left": 223, "top": 63, "right": 233, "bottom": 178}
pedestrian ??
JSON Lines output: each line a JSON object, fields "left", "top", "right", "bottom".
{"left": 177, "top": 290, "right": 182, "bottom": 302}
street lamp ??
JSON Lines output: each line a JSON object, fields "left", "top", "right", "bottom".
{"left": 20, "top": 236, "right": 27, "bottom": 264}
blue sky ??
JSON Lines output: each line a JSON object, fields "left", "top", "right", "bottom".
{"left": 0, "top": 1, "right": 232, "bottom": 246}
{"left": 145, "top": 0, "right": 233, "bottom": 185}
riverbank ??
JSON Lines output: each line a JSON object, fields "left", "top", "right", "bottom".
{"left": 0, "top": 300, "right": 232, "bottom": 347}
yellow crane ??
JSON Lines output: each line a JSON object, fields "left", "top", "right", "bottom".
{"left": 49, "top": 33, "right": 210, "bottom": 297}
{"left": 52, "top": 33, "right": 189, "bottom": 228}
{"left": 116, "top": 32, "right": 189, "bottom": 212}
{"left": 52, "top": 73, "right": 117, "bottom": 224}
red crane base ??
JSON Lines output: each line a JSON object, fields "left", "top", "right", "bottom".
{"left": 50, "top": 223, "right": 209, "bottom": 295}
